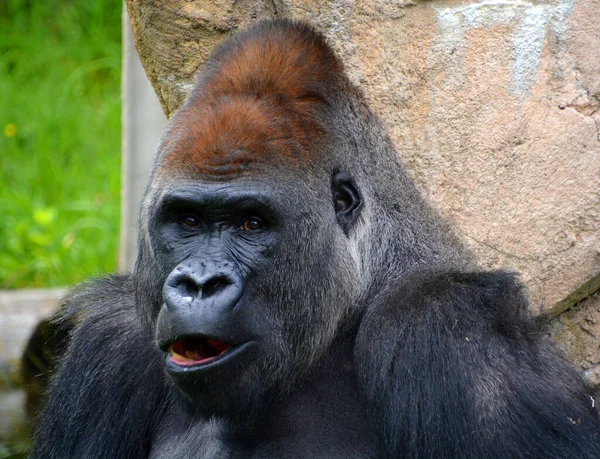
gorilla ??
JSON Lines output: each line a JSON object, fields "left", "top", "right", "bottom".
{"left": 32, "top": 20, "right": 600, "bottom": 458}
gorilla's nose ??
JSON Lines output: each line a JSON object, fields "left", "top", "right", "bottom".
{"left": 163, "top": 262, "right": 243, "bottom": 312}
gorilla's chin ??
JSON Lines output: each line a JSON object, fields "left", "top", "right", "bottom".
{"left": 168, "top": 339, "right": 292, "bottom": 420}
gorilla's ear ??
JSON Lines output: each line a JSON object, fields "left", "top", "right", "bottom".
{"left": 332, "top": 171, "right": 363, "bottom": 235}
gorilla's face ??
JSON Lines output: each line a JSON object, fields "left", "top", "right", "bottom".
{"left": 141, "top": 171, "right": 363, "bottom": 416}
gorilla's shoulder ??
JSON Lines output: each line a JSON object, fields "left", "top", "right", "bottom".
{"left": 359, "top": 269, "right": 531, "bottom": 339}
{"left": 55, "top": 274, "right": 154, "bottom": 379}
{"left": 52, "top": 274, "right": 154, "bottom": 385}
{"left": 57, "top": 274, "right": 139, "bottom": 334}
{"left": 355, "top": 270, "right": 600, "bottom": 458}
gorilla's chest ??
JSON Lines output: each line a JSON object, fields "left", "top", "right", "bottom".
{"left": 149, "top": 408, "right": 378, "bottom": 459}
{"left": 150, "top": 432, "right": 378, "bottom": 459}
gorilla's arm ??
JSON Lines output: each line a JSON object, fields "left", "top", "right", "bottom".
{"left": 30, "top": 275, "right": 169, "bottom": 458}
{"left": 356, "top": 271, "right": 600, "bottom": 458}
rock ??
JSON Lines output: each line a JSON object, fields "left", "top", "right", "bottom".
{"left": 549, "top": 292, "right": 600, "bottom": 385}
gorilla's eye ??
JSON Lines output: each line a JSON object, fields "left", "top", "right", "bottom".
{"left": 241, "top": 217, "right": 264, "bottom": 231}
{"left": 179, "top": 216, "right": 200, "bottom": 227}
{"left": 334, "top": 192, "right": 351, "bottom": 213}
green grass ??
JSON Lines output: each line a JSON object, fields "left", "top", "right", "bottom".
{"left": 0, "top": 0, "right": 122, "bottom": 289}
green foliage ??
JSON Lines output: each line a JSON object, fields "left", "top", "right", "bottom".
{"left": 0, "top": 0, "right": 122, "bottom": 288}
{"left": 0, "top": 441, "right": 28, "bottom": 459}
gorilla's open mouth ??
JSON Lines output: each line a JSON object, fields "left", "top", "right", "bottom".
{"left": 168, "top": 338, "right": 233, "bottom": 366}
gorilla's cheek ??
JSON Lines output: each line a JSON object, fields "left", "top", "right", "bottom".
{"left": 255, "top": 238, "right": 354, "bottom": 367}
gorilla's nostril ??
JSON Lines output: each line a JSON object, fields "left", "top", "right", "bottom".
{"left": 177, "top": 279, "right": 200, "bottom": 299}
{"left": 201, "top": 276, "right": 230, "bottom": 299}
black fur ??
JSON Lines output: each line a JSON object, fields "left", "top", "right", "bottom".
{"left": 356, "top": 271, "right": 600, "bottom": 458}
{"left": 31, "top": 19, "right": 600, "bottom": 458}
{"left": 31, "top": 277, "right": 169, "bottom": 458}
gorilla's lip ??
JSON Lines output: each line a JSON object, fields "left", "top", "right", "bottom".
{"left": 166, "top": 336, "right": 233, "bottom": 367}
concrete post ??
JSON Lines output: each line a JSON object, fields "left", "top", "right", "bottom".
{"left": 118, "top": 6, "right": 167, "bottom": 272}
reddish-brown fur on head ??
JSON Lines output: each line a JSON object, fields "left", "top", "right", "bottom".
{"left": 158, "top": 20, "right": 347, "bottom": 180}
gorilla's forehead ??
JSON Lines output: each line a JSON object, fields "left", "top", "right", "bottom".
{"left": 156, "top": 94, "right": 323, "bottom": 181}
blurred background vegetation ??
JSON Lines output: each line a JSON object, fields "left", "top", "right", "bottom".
{"left": 0, "top": 0, "right": 122, "bottom": 290}
{"left": 1, "top": 1, "right": 122, "bottom": 455}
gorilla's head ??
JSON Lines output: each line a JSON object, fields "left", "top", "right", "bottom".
{"left": 131, "top": 20, "right": 470, "bottom": 417}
